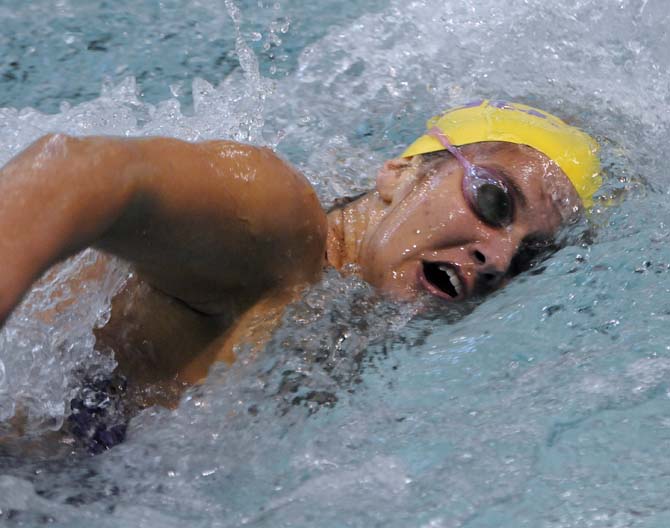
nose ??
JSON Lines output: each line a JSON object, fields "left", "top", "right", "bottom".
{"left": 470, "top": 235, "right": 520, "bottom": 289}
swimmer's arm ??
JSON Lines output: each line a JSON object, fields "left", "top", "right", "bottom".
{"left": 0, "top": 134, "right": 327, "bottom": 322}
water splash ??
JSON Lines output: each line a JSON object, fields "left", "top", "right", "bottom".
{"left": 219, "top": 0, "right": 275, "bottom": 145}
{"left": 0, "top": 251, "right": 128, "bottom": 429}
{"left": 1, "top": 0, "right": 670, "bottom": 527}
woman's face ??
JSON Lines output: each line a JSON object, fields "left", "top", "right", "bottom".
{"left": 357, "top": 142, "right": 581, "bottom": 301}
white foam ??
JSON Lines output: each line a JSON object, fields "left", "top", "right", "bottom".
{"left": 1, "top": 1, "right": 670, "bottom": 526}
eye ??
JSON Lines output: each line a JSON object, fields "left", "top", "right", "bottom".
{"left": 462, "top": 166, "right": 514, "bottom": 227}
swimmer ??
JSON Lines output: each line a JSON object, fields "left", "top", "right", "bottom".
{"left": 0, "top": 100, "right": 600, "bottom": 428}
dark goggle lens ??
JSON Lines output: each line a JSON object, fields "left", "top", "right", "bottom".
{"left": 476, "top": 183, "right": 512, "bottom": 226}
{"left": 464, "top": 167, "right": 514, "bottom": 227}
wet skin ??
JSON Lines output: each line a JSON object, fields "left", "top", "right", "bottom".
{"left": 0, "top": 135, "right": 580, "bottom": 403}
{"left": 327, "top": 141, "right": 581, "bottom": 302}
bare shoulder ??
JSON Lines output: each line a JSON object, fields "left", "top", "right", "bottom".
{"left": 190, "top": 139, "right": 329, "bottom": 283}
{"left": 196, "top": 140, "right": 321, "bottom": 217}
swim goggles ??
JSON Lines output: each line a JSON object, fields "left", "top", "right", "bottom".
{"left": 403, "top": 100, "right": 600, "bottom": 207}
{"left": 427, "top": 127, "right": 513, "bottom": 228}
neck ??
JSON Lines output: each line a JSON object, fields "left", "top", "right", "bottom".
{"left": 325, "top": 192, "right": 383, "bottom": 271}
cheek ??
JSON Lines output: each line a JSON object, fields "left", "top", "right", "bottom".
{"left": 367, "top": 260, "right": 421, "bottom": 297}
{"left": 415, "top": 197, "right": 474, "bottom": 244}
{"left": 362, "top": 176, "right": 471, "bottom": 278}
{"left": 361, "top": 216, "right": 424, "bottom": 284}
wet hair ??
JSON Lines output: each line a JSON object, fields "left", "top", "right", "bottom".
{"left": 326, "top": 192, "right": 368, "bottom": 214}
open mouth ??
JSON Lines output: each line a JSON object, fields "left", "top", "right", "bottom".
{"left": 421, "top": 261, "right": 464, "bottom": 299}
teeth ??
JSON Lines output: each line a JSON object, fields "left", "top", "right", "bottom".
{"left": 439, "top": 265, "right": 462, "bottom": 295}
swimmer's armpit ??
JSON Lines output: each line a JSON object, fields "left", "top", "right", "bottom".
{"left": 0, "top": 134, "right": 327, "bottom": 323}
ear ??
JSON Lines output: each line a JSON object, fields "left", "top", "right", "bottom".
{"left": 375, "top": 156, "right": 422, "bottom": 204}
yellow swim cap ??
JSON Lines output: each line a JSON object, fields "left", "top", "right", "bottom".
{"left": 402, "top": 99, "right": 601, "bottom": 206}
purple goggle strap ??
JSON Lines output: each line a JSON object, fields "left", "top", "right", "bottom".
{"left": 427, "top": 126, "right": 473, "bottom": 174}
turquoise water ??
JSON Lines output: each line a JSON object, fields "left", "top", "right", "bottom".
{"left": 2, "top": 0, "right": 670, "bottom": 527}
{"left": 0, "top": 0, "right": 388, "bottom": 112}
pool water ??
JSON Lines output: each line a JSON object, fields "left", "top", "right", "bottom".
{"left": 2, "top": 0, "right": 670, "bottom": 526}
